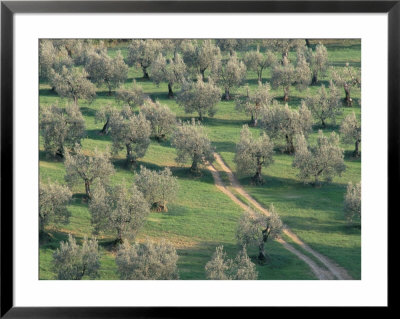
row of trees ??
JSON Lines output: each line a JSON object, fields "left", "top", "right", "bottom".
{"left": 40, "top": 39, "right": 361, "bottom": 110}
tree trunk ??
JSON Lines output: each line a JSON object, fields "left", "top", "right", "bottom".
{"left": 311, "top": 71, "right": 318, "bottom": 85}
{"left": 252, "top": 162, "right": 264, "bottom": 185}
{"left": 100, "top": 118, "right": 110, "bottom": 135}
{"left": 285, "top": 135, "right": 294, "bottom": 154}
{"left": 190, "top": 157, "right": 199, "bottom": 174}
{"left": 108, "top": 86, "right": 112, "bottom": 96}
{"left": 126, "top": 144, "right": 135, "bottom": 166}
{"left": 354, "top": 139, "right": 360, "bottom": 157}
{"left": 167, "top": 83, "right": 174, "bottom": 98}
{"left": 73, "top": 96, "right": 78, "bottom": 106}
{"left": 198, "top": 111, "right": 203, "bottom": 122}
{"left": 344, "top": 84, "right": 352, "bottom": 106}
{"left": 223, "top": 88, "right": 231, "bottom": 101}
{"left": 200, "top": 69, "right": 206, "bottom": 80}
{"left": 55, "top": 147, "right": 64, "bottom": 158}
{"left": 306, "top": 39, "right": 311, "bottom": 48}
{"left": 321, "top": 118, "right": 326, "bottom": 128}
{"left": 142, "top": 66, "right": 149, "bottom": 79}
{"left": 283, "top": 86, "right": 289, "bottom": 102}
{"left": 258, "top": 70, "right": 262, "bottom": 82}
{"left": 249, "top": 114, "right": 257, "bottom": 127}
{"left": 258, "top": 229, "right": 269, "bottom": 262}
{"left": 85, "top": 180, "right": 91, "bottom": 199}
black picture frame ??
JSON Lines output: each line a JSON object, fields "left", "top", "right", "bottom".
{"left": 1, "top": 1, "right": 395, "bottom": 317}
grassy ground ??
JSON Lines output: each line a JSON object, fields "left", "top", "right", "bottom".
{"left": 39, "top": 39, "right": 361, "bottom": 280}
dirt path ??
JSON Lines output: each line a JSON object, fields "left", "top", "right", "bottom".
{"left": 207, "top": 153, "right": 353, "bottom": 280}
{"left": 206, "top": 161, "right": 334, "bottom": 280}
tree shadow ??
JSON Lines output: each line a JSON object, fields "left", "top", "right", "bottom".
{"left": 39, "top": 88, "right": 58, "bottom": 97}
{"left": 79, "top": 106, "right": 97, "bottom": 118}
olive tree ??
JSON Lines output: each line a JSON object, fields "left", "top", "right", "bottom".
{"left": 115, "top": 240, "right": 179, "bottom": 279}
{"left": 235, "top": 82, "right": 273, "bottom": 126}
{"left": 262, "top": 39, "right": 306, "bottom": 61}
{"left": 211, "top": 52, "right": 247, "bottom": 100}
{"left": 53, "top": 234, "right": 100, "bottom": 280}
{"left": 50, "top": 66, "right": 96, "bottom": 106}
{"left": 259, "top": 101, "right": 313, "bottom": 154}
{"left": 39, "top": 104, "right": 86, "bottom": 158}
{"left": 293, "top": 131, "right": 346, "bottom": 186}
{"left": 127, "top": 39, "right": 162, "bottom": 79}
{"left": 150, "top": 52, "right": 187, "bottom": 98}
{"left": 205, "top": 245, "right": 258, "bottom": 280}
{"left": 243, "top": 48, "right": 277, "bottom": 82}
{"left": 140, "top": 100, "right": 176, "bottom": 141}
{"left": 340, "top": 111, "right": 361, "bottom": 157}
{"left": 305, "top": 43, "right": 329, "bottom": 84}
{"left": 109, "top": 109, "right": 151, "bottom": 166}
{"left": 115, "top": 80, "right": 146, "bottom": 107}
{"left": 135, "top": 166, "right": 179, "bottom": 212}
{"left": 89, "top": 181, "right": 150, "bottom": 243}
{"left": 344, "top": 182, "right": 361, "bottom": 224}
{"left": 39, "top": 40, "right": 73, "bottom": 81}
{"left": 304, "top": 81, "right": 342, "bottom": 127}
{"left": 171, "top": 119, "right": 215, "bottom": 174}
{"left": 64, "top": 145, "right": 115, "bottom": 199}
{"left": 331, "top": 63, "right": 361, "bottom": 106}
{"left": 234, "top": 125, "right": 274, "bottom": 185}
{"left": 236, "top": 206, "right": 283, "bottom": 263}
{"left": 39, "top": 181, "right": 72, "bottom": 234}
{"left": 176, "top": 76, "right": 221, "bottom": 121}
{"left": 95, "top": 104, "right": 119, "bottom": 135}
{"left": 215, "top": 39, "right": 249, "bottom": 55}
{"left": 181, "top": 39, "right": 221, "bottom": 80}
{"left": 85, "top": 50, "right": 128, "bottom": 95}
{"left": 271, "top": 55, "right": 311, "bottom": 101}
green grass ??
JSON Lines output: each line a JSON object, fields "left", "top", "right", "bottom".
{"left": 39, "top": 40, "right": 361, "bottom": 280}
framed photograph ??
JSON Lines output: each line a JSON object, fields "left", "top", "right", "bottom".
{"left": 1, "top": 0, "right": 394, "bottom": 317}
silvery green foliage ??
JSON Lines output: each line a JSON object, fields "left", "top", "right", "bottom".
{"left": 108, "top": 108, "right": 151, "bottom": 166}
{"left": 115, "top": 239, "right": 179, "bottom": 280}
{"left": 295, "top": 53, "right": 313, "bottom": 90}
{"left": 304, "top": 43, "right": 329, "bottom": 84}
{"left": 39, "top": 40, "right": 73, "bottom": 81}
{"left": 50, "top": 66, "right": 96, "bottom": 106}
{"left": 176, "top": 75, "right": 221, "bottom": 121}
{"left": 331, "top": 63, "right": 361, "bottom": 106}
{"left": 304, "top": 81, "right": 342, "bottom": 127}
{"left": 205, "top": 246, "right": 229, "bottom": 279}
{"left": 261, "top": 39, "right": 306, "bottom": 60}
{"left": 127, "top": 39, "right": 163, "bottom": 79}
{"left": 235, "top": 82, "right": 273, "bottom": 126}
{"left": 271, "top": 55, "right": 311, "bottom": 101}
{"left": 340, "top": 111, "right": 361, "bottom": 157}
{"left": 259, "top": 101, "right": 312, "bottom": 154}
{"left": 39, "top": 104, "right": 86, "bottom": 157}
{"left": 150, "top": 52, "right": 187, "bottom": 98}
{"left": 181, "top": 39, "right": 221, "bottom": 79}
{"left": 243, "top": 48, "right": 277, "bottom": 82}
{"left": 85, "top": 50, "right": 128, "bottom": 95}
{"left": 293, "top": 131, "right": 346, "bottom": 186}
{"left": 211, "top": 52, "right": 247, "bottom": 100}
{"left": 140, "top": 100, "right": 176, "bottom": 140}
{"left": 344, "top": 182, "right": 361, "bottom": 224}
{"left": 135, "top": 166, "right": 178, "bottom": 212}
{"left": 171, "top": 119, "right": 215, "bottom": 174}
{"left": 215, "top": 39, "right": 250, "bottom": 54}
{"left": 205, "top": 245, "right": 258, "bottom": 280}
{"left": 89, "top": 181, "right": 150, "bottom": 242}
{"left": 39, "top": 181, "right": 72, "bottom": 233}
{"left": 52, "top": 234, "right": 100, "bottom": 280}
{"left": 236, "top": 206, "right": 283, "bottom": 262}
{"left": 64, "top": 145, "right": 115, "bottom": 199}
{"left": 115, "top": 80, "right": 146, "bottom": 107}
{"left": 234, "top": 125, "right": 274, "bottom": 185}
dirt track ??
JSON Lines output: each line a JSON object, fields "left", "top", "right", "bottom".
{"left": 206, "top": 153, "right": 353, "bottom": 280}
